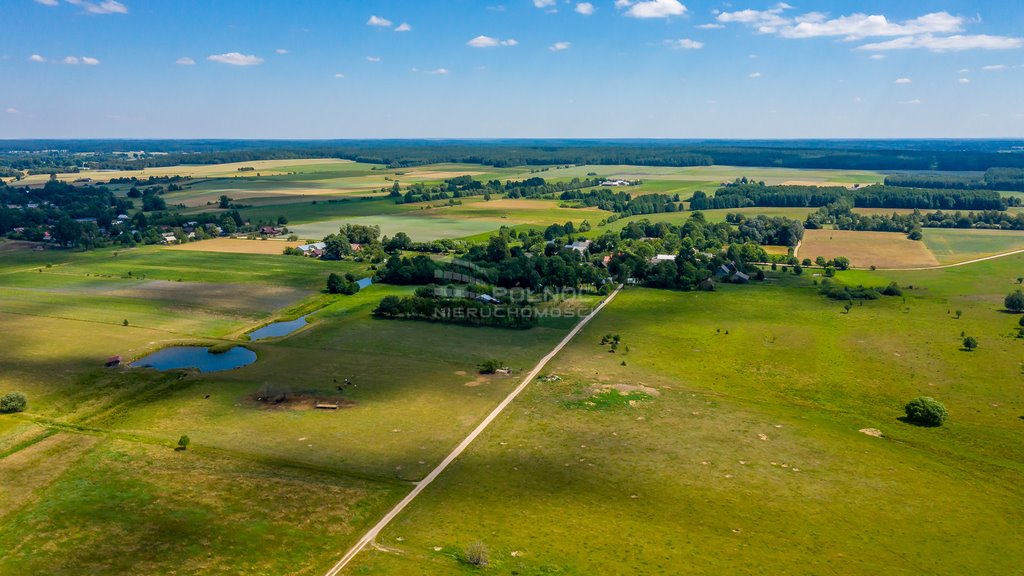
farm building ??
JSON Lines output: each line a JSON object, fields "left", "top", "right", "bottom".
{"left": 297, "top": 242, "right": 327, "bottom": 257}
{"left": 651, "top": 254, "right": 676, "bottom": 263}
{"left": 565, "top": 240, "right": 592, "bottom": 254}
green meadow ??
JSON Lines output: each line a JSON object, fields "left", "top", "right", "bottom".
{"left": 348, "top": 257, "right": 1024, "bottom": 575}
{"left": 3, "top": 160, "right": 1024, "bottom": 576}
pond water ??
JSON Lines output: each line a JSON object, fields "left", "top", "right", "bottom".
{"left": 249, "top": 315, "right": 309, "bottom": 341}
{"left": 131, "top": 346, "right": 257, "bottom": 373}
{"left": 356, "top": 277, "right": 373, "bottom": 288}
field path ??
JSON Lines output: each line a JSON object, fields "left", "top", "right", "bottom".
{"left": 323, "top": 285, "right": 624, "bottom": 576}
{"left": 872, "top": 248, "right": 1024, "bottom": 271}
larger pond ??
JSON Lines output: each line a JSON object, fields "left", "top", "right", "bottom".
{"left": 131, "top": 346, "right": 256, "bottom": 373}
{"left": 249, "top": 315, "right": 309, "bottom": 341}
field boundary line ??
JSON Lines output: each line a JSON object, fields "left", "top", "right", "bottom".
{"left": 323, "top": 284, "right": 624, "bottom": 576}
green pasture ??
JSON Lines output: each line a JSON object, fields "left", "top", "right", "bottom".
{"left": 349, "top": 259, "right": 1024, "bottom": 575}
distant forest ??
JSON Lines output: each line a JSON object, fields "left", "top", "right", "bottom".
{"left": 2, "top": 139, "right": 1024, "bottom": 175}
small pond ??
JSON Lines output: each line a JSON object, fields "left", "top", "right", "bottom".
{"left": 131, "top": 346, "right": 257, "bottom": 373}
{"left": 249, "top": 315, "right": 309, "bottom": 341}
{"left": 356, "top": 277, "right": 373, "bottom": 289}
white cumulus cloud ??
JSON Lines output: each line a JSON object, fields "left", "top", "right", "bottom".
{"left": 748, "top": 71, "right": 762, "bottom": 78}
{"left": 81, "top": 56, "right": 100, "bottom": 65}
{"left": 959, "top": 78, "right": 970, "bottom": 84}
{"left": 575, "top": 2, "right": 594, "bottom": 15}
{"left": 34, "top": 0, "right": 59, "bottom": 6}
{"left": 366, "top": 56, "right": 381, "bottom": 62}
{"left": 696, "top": 23, "right": 724, "bottom": 29}
{"left": 427, "top": 68, "right": 449, "bottom": 75}
{"left": 367, "top": 15, "right": 392, "bottom": 27}
{"left": 395, "top": 22, "right": 412, "bottom": 32}
{"left": 665, "top": 38, "right": 704, "bottom": 49}
{"left": 894, "top": 77, "right": 912, "bottom": 83}
{"left": 29, "top": 54, "right": 46, "bottom": 63}
{"left": 857, "top": 34, "right": 1024, "bottom": 52}
{"left": 533, "top": 0, "right": 556, "bottom": 7}
{"left": 621, "top": 0, "right": 686, "bottom": 19}
{"left": 63, "top": 56, "right": 80, "bottom": 64}
{"left": 982, "top": 64, "right": 1008, "bottom": 70}
{"left": 549, "top": 41, "right": 571, "bottom": 52}
{"left": 334, "top": 73, "right": 345, "bottom": 78}
{"left": 176, "top": 57, "right": 195, "bottom": 65}
{"left": 207, "top": 52, "right": 263, "bottom": 66}
{"left": 467, "top": 35, "right": 517, "bottom": 48}
{"left": 67, "top": 0, "right": 128, "bottom": 14}
{"left": 276, "top": 49, "right": 289, "bottom": 55}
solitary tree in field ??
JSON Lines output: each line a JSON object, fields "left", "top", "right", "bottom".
{"left": 326, "top": 273, "right": 344, "bottom": 294}
{"left": 0, "top": 392, "right": 27, "bottom": 414}
{"left": 1005, "top": 289, "right": 1024, "bottom": 312}
{"left": 962, "top": 336, "right": 978, "bottom": 351}
{"left": 176, "top": 435, "right": 190, "bottom": 451}
{"left": 904, "top": 396, "right": 948, "bottom": 427}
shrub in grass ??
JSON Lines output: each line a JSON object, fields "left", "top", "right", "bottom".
{"left": 176, "top": 435, "right": 190, "bottom": 451}
{"left": 464, "top": 541, "right": 489, "bottom": 566}
{"left": 904, "top": 396, "right": 948, "bottom": 427}
{"left": 477, "top": 359, "right": 503, "bottom": 374}
{"left": 1006, "top": 290, "right": 1024, "bottom": 312}
{"left": 0, "top": 392, "right": 27, "bottom": 414}
{"left": 962, "top": 336, "right": 978, "bottom": 351}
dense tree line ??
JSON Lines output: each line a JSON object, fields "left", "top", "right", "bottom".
{"left": 693, "top": 183, "right": 1007, "bottom": 211}
{"left": 6, "top": 140, "right": 1024, "bottom": 175}
{"left": 559, "top": 188, "right": 680, "bottom": 216}
{"left": 806, "top": 201, "right": 1024, "bottom": 233}
{"left": 884, "top": 167, "right": 1024, "bottom": 193}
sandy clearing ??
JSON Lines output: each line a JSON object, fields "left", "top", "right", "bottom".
{"left": 167, "top": 237, "right": 302, "bottom": 255}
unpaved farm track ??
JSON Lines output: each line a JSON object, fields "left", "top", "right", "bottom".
{"left": 323, "top": 284, "right": 624, "bottom": 576}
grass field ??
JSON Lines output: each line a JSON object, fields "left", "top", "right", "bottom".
{"left": 0, "top": 242, "right": 601, "bottom": 574}
{"left": 922, "top": 228, "right": 1024, "bottom": 264}
{"left": 346, "top": 259, "right": 1024, "bottom": 575}
{"left": 799, "top": 229, "right": 939, "bottom": 269}
{"left": 4, "top": 160, "right": 1024, "bottom": 575}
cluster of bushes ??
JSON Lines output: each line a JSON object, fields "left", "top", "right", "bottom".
{"left": 372, "top": 295, "right": 538, "bottom": 329}
{"left": 326, "top": 272, "right": 361, "bottom": 295}
{"left": 818, "top": 279, "right": 902, "bottom": 301}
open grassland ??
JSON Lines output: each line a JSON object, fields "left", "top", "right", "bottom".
{"left": 0, "top": 242, "right": 601, "bottom": 574}
{"left": 922, "top": 228, "right": 1024, "bottom": 264}
{"left": 167, "top": 237, "right": 302, "bottom": 255}
{"left": 0, "top": 437, "right": 404, "bottom": 576}
{"left": 347, "top": 260, "right": 1024, "bottom": 575}
{"left": 799, "top": 229, "right": 939, "bottom": 269}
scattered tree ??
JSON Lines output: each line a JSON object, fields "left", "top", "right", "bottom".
{"left": 477, "top": 359, "right": 503, "bottom": 374}
{"left": 0, "top": 392, "right": 27, "bottom": 414}
{"left": 176, "top": 435, "right": 190, "bottom": 451}
{"left": 1005, "top": 289, "right": 1024, "bottom": 312}
{"left": 962, "top": 336, "right": 978, "bottom": 351}
{"left": 904, "top": 396, "right": 948, "bottom": 427}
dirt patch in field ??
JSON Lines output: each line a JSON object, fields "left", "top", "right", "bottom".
{"left": 102, "top": 280, "right": 307, "bottom": 314}
{"left": 589, "top": 383, "right": 661, "bottom": 397}
{"left": 799, "top": 229, "right": 939, "bottom": 269}
{"left": 167, "top": 238, "right": 303, "bottom": 255}
{"left": 245, "top": 392, "right": 355, "bottom": 411}
{"left": 0, "top": 241, "right": 46, "bottom": 253}
{"left": 859, "top": 428, "right": 884, "bottom": 438}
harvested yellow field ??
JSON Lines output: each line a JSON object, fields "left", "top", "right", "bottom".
{"left": 798, "top": 229, "right": 939, "bottom": 269}
{"left": 763, "top": 245, "right": 791, "bottom": 256}
{"left": 167, "top": 237, "right": 302, "bottom": 255}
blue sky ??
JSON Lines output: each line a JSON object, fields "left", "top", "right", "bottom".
{"left": 1, "top": 0, "right": 1022, "bottom": 138}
